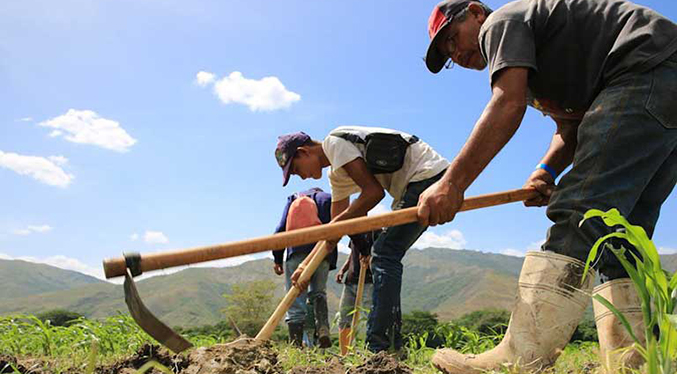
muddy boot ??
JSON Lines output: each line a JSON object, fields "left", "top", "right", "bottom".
{"left": 593, "top": 278, "right": 645, "bottom": 373}
{"left": 432, "top": 251, "right": 594, "bottom": 373}
{"left": 314, "top": 295, "right": 332, "bottom": 348}
{"left": 288, "top": 323, "right": 304, "bottom": 347}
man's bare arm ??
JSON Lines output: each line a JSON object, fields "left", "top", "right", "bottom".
{"left": 523, "top": 117, "right": 580, "bottom": 206}
{"left": 418, "top": 67, "right": 529, "bottom": 226}
{"left": 332, "top": 158, "right": 385, "bottom": 222}
{"left": 540, "top": 117, "right": 580, "bottom": 174}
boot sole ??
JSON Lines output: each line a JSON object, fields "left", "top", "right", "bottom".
{"left": 318, "top": 335, "right": 331, "bottom": 348}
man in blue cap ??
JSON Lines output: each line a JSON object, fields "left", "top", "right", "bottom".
{"left": 420, "top": 0, "right": 677, "bottom": 372}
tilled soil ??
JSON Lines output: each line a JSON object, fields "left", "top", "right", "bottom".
{"left": 0, "top": 339, "right": 412, "bottom": 374}
{"left": 183, "top": 337, "right": 281, "bottom": 374}
{"left": 97, "top": 343, "right": 190, "bottom": 374}
{"left": 1, "top": 355, "right": 27, "bottom": 373}
{"left": 288, "top": 357, "right": 344, "bottom": 374}
{"left": 0, "top": 354, "right": 49, "bottom": 374}
{"left": 347, "top": 352, "right": 412, "bottom": 374}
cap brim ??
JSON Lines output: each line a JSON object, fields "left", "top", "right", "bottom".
{"left": 425, "top": 20, "right": 452, "bottom": 74}
{"left": 281, "top": 158, "right": 293, "bottom": 186}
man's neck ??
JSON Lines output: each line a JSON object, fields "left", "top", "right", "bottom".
{"left": 316, "top": 145, "right": 331, "bottom": 168}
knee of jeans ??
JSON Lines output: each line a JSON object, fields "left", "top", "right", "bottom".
{"left": 309, "top": 290, "right": 326, "bottom": 301}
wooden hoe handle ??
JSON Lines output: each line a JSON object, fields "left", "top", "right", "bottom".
{"left": 347, "top": 260, "right": 368, "bottom": 348}
{"left": 103, "top": 188, "right": 538, "bottom": 279}
{"left": 255, "top": 241, "right": 331, "bottom": 341}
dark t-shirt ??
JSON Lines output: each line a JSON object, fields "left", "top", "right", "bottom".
{"left": 480, "top": 0, "right": 677, "bottom": 119}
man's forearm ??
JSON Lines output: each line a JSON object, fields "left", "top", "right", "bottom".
{"left": 538, "top": 118, "right": 579, "bottom": 175}
{"left": 333, "top": 188, "right": 383, "bottom": 223}
{"left": 442, "top": 93, "right": 526, "bottom": 191}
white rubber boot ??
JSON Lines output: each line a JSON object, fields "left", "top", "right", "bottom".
{"left": 593, "top": 278, "right": 645, "bottom": 373}
{"left": 432, "top": 251, "right": 594, "bottom": 373}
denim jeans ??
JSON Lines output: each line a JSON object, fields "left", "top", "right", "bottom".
{"left": 284, "top": 251, "right": 330, "bottom": 325}
{"left": 543, "top": 53, "right": 677, "bottom": 282}
{"left": 366, "top": 171, "right": 444, "bottom": 352}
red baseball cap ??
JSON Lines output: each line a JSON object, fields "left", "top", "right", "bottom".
{"left": 425, "top": 0, "right": 473, "bottom": 74}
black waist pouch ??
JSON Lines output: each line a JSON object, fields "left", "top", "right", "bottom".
{"left": 333, "top": 132, "right": 419, "bottom": 174}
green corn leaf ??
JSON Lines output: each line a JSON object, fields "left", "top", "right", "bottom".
{"left": 582, "top": 232, "right": 628, "bottom": 283}
{"left": 611, "top": 248, "right": 650, "bottom": 306}
{"left": 664, "top": 315, "right": 677, "bottom": 359}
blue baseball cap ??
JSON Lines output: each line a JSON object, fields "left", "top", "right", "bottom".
{"left": 275, "top": 132, "right": 311, "bottom": 186}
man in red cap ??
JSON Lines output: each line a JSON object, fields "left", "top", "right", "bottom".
{"left": 419, "top": 0, "right": 677, "bottom": 373}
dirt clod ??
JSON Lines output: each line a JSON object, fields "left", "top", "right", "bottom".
{"left": 289, "top": 357, "right": 344, "bottom": 374}
{"left": 347, "top": 352, "right": 412, "bottom": 374}
{"left": 0, "top": 355, "right": 26, "bottom": 373}
{"left": 183, "top": 337, "right": 282, "bottom": 374}
{"left": 98, "top": 344, "right": 189, "bottom": 374}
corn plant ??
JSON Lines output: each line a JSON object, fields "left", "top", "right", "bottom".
{"left": 581, "top": 208, "right": 677, "bottom": 374}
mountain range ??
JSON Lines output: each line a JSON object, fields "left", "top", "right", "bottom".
{"left": 2, "top": 248, "right": 675, "bottom": 327}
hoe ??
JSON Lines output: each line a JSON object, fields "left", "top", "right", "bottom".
{"left": 102, "top": 188, "right": 538, "bottom": 353}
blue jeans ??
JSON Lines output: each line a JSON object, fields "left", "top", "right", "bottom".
{"left": 366, "top": 172, "right": 444, "bottom": 352}
{"left": 284, "top": 251, "right": 330, "bottom": 325}
{"left": 543, "top": 53, "right": 677, "bottom": 282}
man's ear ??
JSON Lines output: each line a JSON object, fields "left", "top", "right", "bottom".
{"left": 468, "top": 3, "right": 487, "bottom": 23}
{"left": 296, "top": 146, "right": 310, "bottom": 156}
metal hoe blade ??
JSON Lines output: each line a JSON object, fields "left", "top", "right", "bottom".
{"left": 123, "top": 269, "right": 193, "bottom": 353}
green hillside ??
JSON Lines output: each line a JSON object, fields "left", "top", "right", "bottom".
{"left": 2, "top": 250, "right": 675, "bottom": 328}
{"left": 0, "top": 259, "right": 106, "bottom": 299}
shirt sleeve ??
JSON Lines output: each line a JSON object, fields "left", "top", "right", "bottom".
{"left": 328, "top": 168, "right": 361, "bottom": 202}
{"left": 480, "top": 19, "right": 538, "bottom": 86}
{"left": 315, "top": 192, "right": 332, "bottom": 224}
{"left": 322, "top": 135, "right": 363, "bottom": 170}
{"left": 272, "top": 196, "right": 293, "bottom": 264}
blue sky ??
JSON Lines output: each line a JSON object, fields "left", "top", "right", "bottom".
{"left": 1, "top": 0, "right": 675, "bottom": 280}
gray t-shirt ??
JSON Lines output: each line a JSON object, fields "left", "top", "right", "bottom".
{"left": 479, "top": 0, "right": 677, "bottom": 119}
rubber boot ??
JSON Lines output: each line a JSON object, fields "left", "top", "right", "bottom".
{"left": 314, "top": 294, "right": 332, "bottom": 348}
{"left": 339, "top": 327, "right": 352, "bottom": 356}
{"left": 288, "top": 322, "right": 304, "bottom": 347}
{"left": 432, "top": 251, "right": 594, "bottom": 373}
{"left": 593, "top": 278, "right": 645, "bottom": 373}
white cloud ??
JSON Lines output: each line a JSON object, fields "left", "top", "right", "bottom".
{"left": 368, "top": 204, "right": 389, "bottom": 216}
{"left": 195, "top": 71, "right": 216, "bottom": 87}
{"left": 501, "top": 248, "right": 525, "bottom": 257}
{"left": 48, "top": 156, "right": 68, "bottom": 165}
{"left": 130, "top": 233, "right": 139, "bottom": 241}
{"left": 202, "top": 71, "right": 301, "bottom": 111}
{"left": 144, "top": 231, "right": 169, "bottom": 244}
{"left": 39, "top": 109, "right": 137, "bottom": 152}
{"left": 13, "top": 225, "right": 53, "bottom": 236}
{"left": 337, "top": 242, "right": 350, "bottom": 254}
{"left": 18, "top": 117, "right": 33, "bottom": 122}
{"left": 0, "top": 151, "right": 74, "bottom": 188}
{"left": 412, "top": 229, "right": 467, "bottom": 250}
{"left": 0, "top": 252, "right": 104, "bottom": 279}
{"left": 500, "top": 239, "right": 545, "bottom": 257}
{"left": 659, "top": 247, "right": 677, "bottom": 255}
{"left": 527, "top": 239, "right": 546, "bottom": 250}
{"left": 29, "top": 225, "right": 53, "bottom": 233}
{"left": 192, "top": 252, "right": 271, "bottom": 268}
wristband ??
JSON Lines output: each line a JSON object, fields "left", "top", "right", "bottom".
{"left": 535, "top": 163, "right": 558, "bottom": 180}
